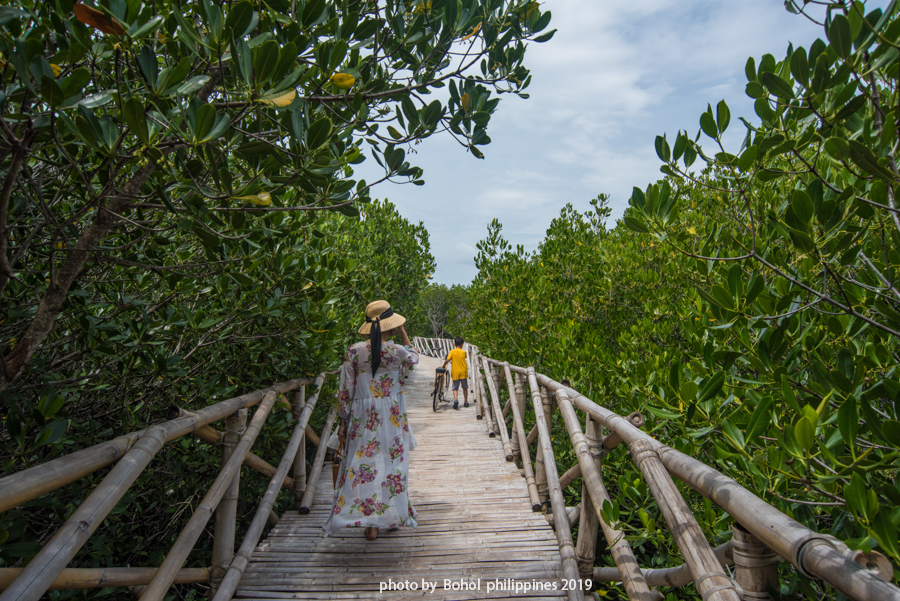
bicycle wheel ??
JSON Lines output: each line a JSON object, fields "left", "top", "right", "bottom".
{"left": 438, "top": 376, "right": 446, "bottom": 401}
{"left": 432, "top": 382, "right": 439, "bottom": 412}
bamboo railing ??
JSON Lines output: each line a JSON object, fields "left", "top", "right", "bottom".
{"left": 412, "top": 337, "right": 900, "bottom": 601}
{"left": 0, "top": 373, "right": 336, "bottom": 601}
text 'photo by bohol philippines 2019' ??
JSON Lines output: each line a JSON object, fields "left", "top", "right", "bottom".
{"left": 1, "top": 0, "right": 900, "bottom": 600}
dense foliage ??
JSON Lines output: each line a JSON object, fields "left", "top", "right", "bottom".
{"left": 0, "top": 0, "right": 551, "bottom": 592}
{"left": 457, "top": 1, "right": 900, "bottom": 597}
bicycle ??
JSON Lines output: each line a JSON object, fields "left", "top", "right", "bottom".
{"left": 432, "top": 367, "right": 450, "bottom": 411}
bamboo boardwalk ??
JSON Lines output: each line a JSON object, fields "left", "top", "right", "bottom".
{"left": 233, "top": 354, "right": 567, "bottom": 600}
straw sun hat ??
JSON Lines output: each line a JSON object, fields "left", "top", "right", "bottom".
{"left": 358, "top": 300, "right": 406, "bottom": 335}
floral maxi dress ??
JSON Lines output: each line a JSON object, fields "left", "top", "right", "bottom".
{"left": 322, "top": 340, "right": 419, "bottom": 535}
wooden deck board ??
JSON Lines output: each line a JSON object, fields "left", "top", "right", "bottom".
{"left": 235, "top": 355, "right": 567, "bottom": 600}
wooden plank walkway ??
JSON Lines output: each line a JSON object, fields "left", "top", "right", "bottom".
{"left": 234, "top": 355, "right": 567, "bottom": 600}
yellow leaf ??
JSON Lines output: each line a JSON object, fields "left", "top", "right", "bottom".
{"left": 50, "top": 63, "right": 62, "bottom": 77}
{"left": 310, "top": 329, "right": 330, "bottom": 333}
{"left": 257, "top": 89, "right": 297, "bottom": 107}
{"left": 687, "top": 226, "right": 696, "bottom": 235}
{"left": 460, "top": 22, "right": 481, "bottom": 41}
{"left": 301, "top": 282, "right": 313, "bottom": 290}
{"left": 233, "top": 192, "right": 272, "bottom": 206}
{"left": 329, "top": 72, "right": 355, "bottom": 90}
{"left": 57, "top": 241, "right": 64, "bottom": 249}
{"left": 227, "top": 377, "right": 234, "bottom": 385}
{"left": 461, "top": 92, "right": 469, "bottom": 113}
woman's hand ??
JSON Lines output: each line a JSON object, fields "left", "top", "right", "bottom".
{"left": 338, "top": 421, "right": 347, "bottom": 440}
{"left": 398, "top": 324, "right": 411, "bottom": 346}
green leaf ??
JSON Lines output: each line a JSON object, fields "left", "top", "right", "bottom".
{"left": 791, "top": 190, "right": 814, "bottom": 223}
{"left": 824, "top": 136, "right": 850, "bottom": 161}
{"left": 655, "top": 135, "right": 670, "bottom": 162}
{"left": 307, "top": 117, "right": 332, "bottom": 148}
{"left": 699, "top": 110, "right": 718, "bottom": 139}
{"left": 138, "top": 46, "right": 158, "bottom": 88}
{"left": 622, "top": 216, "right": 650, "bottom": 234}
{"left": 882, "top": 420, "right": 900, "bottom": 448}
{"left": 838, "top": 397, "right": 859, "bottom": 449}
{"left": 32, "top": 419, "right": 69, "bottom": 450}
{"left": 738, "top": 145, "right": 758, "bottom": 172}
{"left": 645, "top": 405, "right": 681, "bottom": 420}
{"left": 745, "top": 396, "right": 773, "bottom": 444}
{"left": 698, "top": 371, "right": 725, "bottom": 403}
{"left": 872, "top": 510, "right": 899, "bottom": 558}
{"left": 123, "top": 96, "right": 151, "bottom": 145}
{"left": 795, "top": 416, "right": 815, "bottom": 453}
{"left": 721, "top": 418, "right": 745, "bottom": 451}
{"left": 40, "top": 76, "right": 65, "bottom": 108}
{"left": 846, "top": 472, "right": 869, "bottom": 519}
{"left": 760, "top": 71, "right": 795, "bottom": 99}
{"left": 790, "top": 46, "right": 809, "bottom": 88}
{"left": 829, "top": 14, "right": 853, "bottom": 59}
{"left": 253, "top": 39, "right": 280, "bottom": 86}
{"left": 715, "top": 100, "right": 730, "bottom": 133}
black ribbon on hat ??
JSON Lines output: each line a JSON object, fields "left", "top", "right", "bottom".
{"left": 367, "top": 307, "right": 394, "bottom": 376}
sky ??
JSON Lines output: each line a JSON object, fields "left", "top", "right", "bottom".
{"left": 356, "top": 1, "right": 870, "bottom": 286}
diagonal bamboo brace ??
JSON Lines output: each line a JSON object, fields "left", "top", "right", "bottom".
{"left": 629, "top": 439, "right": 740, "bottom": 601}
{"left": 502, "top": 363, "right": 541, "bottom": 510}
{"left": 481, "top": 356, "right": 512, "bottom": 457}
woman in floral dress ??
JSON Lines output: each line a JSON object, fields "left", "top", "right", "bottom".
{"left": 323, "top": 300, "right": 419, "bottom": 540}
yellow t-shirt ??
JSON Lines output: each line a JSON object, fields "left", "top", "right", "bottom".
{"left": 446, "top": 347, "right": 468, "bottom": 380}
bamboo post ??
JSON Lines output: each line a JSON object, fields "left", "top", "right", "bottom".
{"left": 0, "top": 568, "right": 208, "bottom": 591}
{"left": 514, "top": 372, "right": 526, "bottom": 427}
{"left": 574, "top": 413, "right": 602, "bottom": 579}
{"left": 478, "top": 357, "right": 495, "bottom": 434}
{"left": 480, "top": 357, "right": 513, "bottom": 460}
{"left": 629, "top": 439, "right": 740, "bottom": 601}
{"left": 210, "top": 409, "right": 247, "bottom": 593}
{"left": 533, "top": 385, "right": 553, "bottom": 505}
{"left": 733, "top": 523, "right": 779, "bottom": 600}
{"left": 502, "top": 363, "right": 540, "bottom": 510}
{"left": 292, "top": 384, "right": 307, "bottom": 504}
{"left": 299, "top": 405, "right": 339, "bottom": 513}
{"left": 139, "top": 391, "right": 282, "bottom": 601}
{"left": 474, "top": 356, "right": 485, "bottom": 421}
{"left": 525, "top": 368, "right": 583, "bottom": 601}
{"left": 556, "top": 390, "right": 655, "bottom": 601}
{"left": 211, "top": 397, "right": 311, "bottom": 601}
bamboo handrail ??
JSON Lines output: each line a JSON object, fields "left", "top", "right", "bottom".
{"left": 481, "top": 356, "right": 513, "bottom": 460}
{"left": 140, "top": 391, "right": 282, "bottom": 601}
{"left": 525, "top": 368, "right": 583, "bottom": 601}
{"left": 0, "top": 378, "right": 312, "bottom": 515}
{"left": 502, "top": 363, "right": 541, "bottom": 510}
{"left": 0, "top": 568, "right": 209, "bottom": 591}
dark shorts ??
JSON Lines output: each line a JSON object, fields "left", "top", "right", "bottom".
{"left": 452, "top": 378, "right": 468, "bottom": 391}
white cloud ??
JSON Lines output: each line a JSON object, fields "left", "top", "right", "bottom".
{"left": 356, "top": 0, "right": 888, "bottom": 286}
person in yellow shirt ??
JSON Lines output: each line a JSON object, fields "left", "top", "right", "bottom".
{"left": 442, "top": 337, "right": 469, "bottom": 410}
